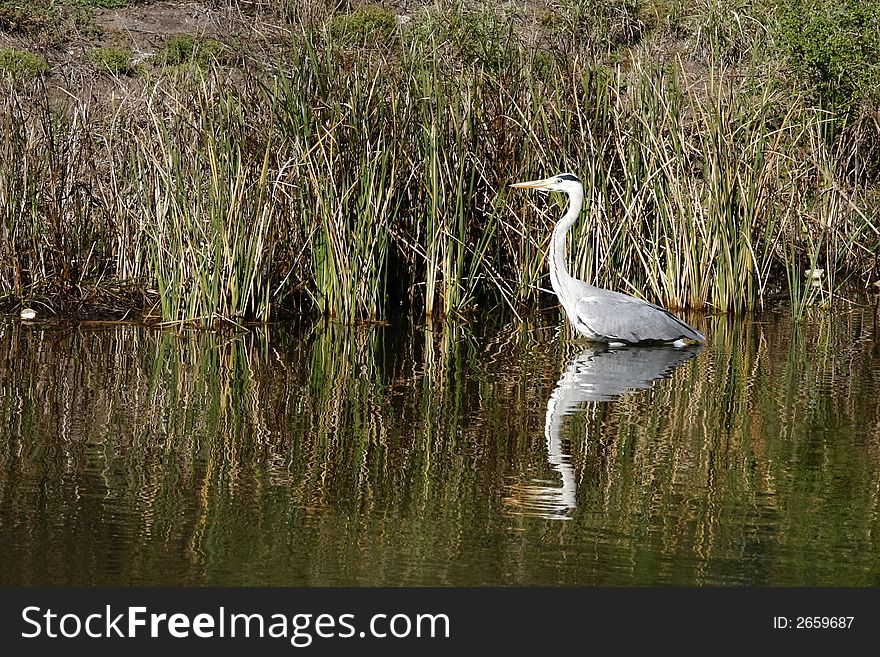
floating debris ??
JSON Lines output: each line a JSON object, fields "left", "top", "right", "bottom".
{"left": 805, "top": 268, "right": 825, "bottom": 288}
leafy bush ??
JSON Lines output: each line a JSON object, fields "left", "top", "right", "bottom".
{"left": 778, "top": 0, "right": 880, "bottom": 110}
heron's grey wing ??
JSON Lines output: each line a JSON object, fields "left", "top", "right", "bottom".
{"left": 575, "top": 294, "right": 703, "bottom": 343}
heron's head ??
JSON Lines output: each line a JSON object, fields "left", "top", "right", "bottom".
{"left": 510, "top": 172, "right": 581, "bottom": 193}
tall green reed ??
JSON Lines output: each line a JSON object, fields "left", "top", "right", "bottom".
{"left": 140, "top": 82, "right": 277, "bottom": 325}
{"left": 0, "top": 3, "right": 878, "bottom": 325}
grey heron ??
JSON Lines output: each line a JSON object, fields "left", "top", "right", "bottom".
{"left": 511, "top": 172, "right": 705, "bottom": 346}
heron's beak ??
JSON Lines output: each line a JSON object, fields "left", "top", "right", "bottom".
{"left": 510, "top": 177, "right": 553, "bottom": 190}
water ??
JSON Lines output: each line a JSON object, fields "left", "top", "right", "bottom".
{"left": 1, "top": 306, "right": 880, "bottom": 586}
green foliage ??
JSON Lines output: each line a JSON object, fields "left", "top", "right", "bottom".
{"left": 778, "top": 0, "right": 880, "bottom": 110}
{"left": 89, "top": 47, "right": 135, "bottom": 75}
{"left": 72, "top": 0, "right": 129, "bottom": 7}
{"left": 141, "top": 90, "right": 277, "bottom": 325}
{"left": 0, "top": 47, "right": 48, "bottom": 80}
{"left": 155, "top": 35, "right": 227, "bottom": 69}
{"left": 0, "top": 1, "right": 103, "bottom": 47}
{"left": 0, "top": 1, "right": 54, "bottom": 35}
{"left": 329, "top": 3, "right": 398, "bottom": 49}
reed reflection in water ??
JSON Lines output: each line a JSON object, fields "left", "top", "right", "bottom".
{"left": 1, "top": 308, "right": 880, "bottom": 586}
{"left": 505, "top": 345, "right": 700, "bottom": 519}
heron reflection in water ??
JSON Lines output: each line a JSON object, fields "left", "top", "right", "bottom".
{"left": 505, "top": 344, "right": 701, "bottom": 519}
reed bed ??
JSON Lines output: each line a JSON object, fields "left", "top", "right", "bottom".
{"left": 0, "top": 1, "right": 877, "bottom": 325}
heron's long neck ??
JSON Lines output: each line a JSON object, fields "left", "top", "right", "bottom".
{"left": 549, "top": 186, "right": 584, "bottom": 298}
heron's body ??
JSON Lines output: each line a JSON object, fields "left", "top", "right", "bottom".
{"left": 512, "top": 173, "right": 705, "bottom": 345}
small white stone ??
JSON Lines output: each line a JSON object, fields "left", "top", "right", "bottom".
{"left": 20, "top": 308, "right": 36, "bottom": 320}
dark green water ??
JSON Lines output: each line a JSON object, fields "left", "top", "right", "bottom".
{"left": 1, "top": 306, "right": 880, "bottom": 586}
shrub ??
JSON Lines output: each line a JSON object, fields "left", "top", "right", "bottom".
{"left": 778, "top": 0, "right": 880, "bottom": 110}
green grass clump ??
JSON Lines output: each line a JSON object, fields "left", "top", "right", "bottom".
{"left": 155, "top": 35, "right": 227, "bottom": 69}
{"left": 0, "top": 0, "right": 111, "bottom": 38}
{"left": 329, "top": 4, "right": 398, "bottom": 49}
{"left": 89, "top": 47, "right": 135, "bottom": 75}
{"left": 0, "top": 1, "right": 53, "bottom": 34}
{"left": 72, "top": 0, "right": 129, "bottom": 7}
{"left": 0, "top": 48, "right": 48, "bottom": 80}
